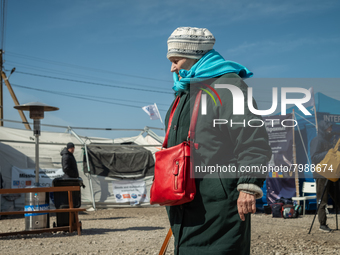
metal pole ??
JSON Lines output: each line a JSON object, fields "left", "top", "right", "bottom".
{"left": 35, "top": 134, "right": 39, "bottom": 185}
{"left": 34, "top": 119, "right": 40, "bottom": 186}
{"left": 308, "top": 179, "right": 328, "bottom": 234}
{"left": 83, "top": 143, "right": 96, "bottom": 210}
{"left": 68, "top": 127, "right": 96, "bottom": 210}
{"left": 335, "top": 181, "right": 338, "bottom": 230}
{"left": 314, "top": 104, "right": 318, "bottom": 134}
{"left": 292, "top": 110, "right": 300, "bottom": 198}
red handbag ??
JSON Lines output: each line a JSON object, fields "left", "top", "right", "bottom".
{"left": 150, "top": 90, "right": 202, "bottom": 206}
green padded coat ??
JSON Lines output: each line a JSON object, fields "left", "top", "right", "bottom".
{"left": 164, "top": 73, "right": 272, "bottom": 255}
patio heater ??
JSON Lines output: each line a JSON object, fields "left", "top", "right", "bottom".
{"left": 14, "top": 102, "right": 59, "bottom": 186}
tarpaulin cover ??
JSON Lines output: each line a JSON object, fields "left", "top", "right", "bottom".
{"left": 84, "top": 143, "right": 155, "bottom": 178}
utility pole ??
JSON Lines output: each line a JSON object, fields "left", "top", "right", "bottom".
{"left": 0, "top": 49, "right": 3, "bottom": 126}
{"left": 1, "top": 70, "right": 31, "bottom": 130}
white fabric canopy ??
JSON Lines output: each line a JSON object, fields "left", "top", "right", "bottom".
{"left": 0, "top": 126, "right": 162, "bottom": 211}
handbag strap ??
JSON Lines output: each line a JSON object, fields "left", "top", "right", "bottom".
{"left": 163, "top": 90, "right": 202, "bottom": 149}
{"left": 188, "top": 90, "right": 202, "bottom": 142}
{"left": 162, "top": 96, "right": 180, "bottom": 148}
{"left": 158, "top": 228, "right": 173, "bottom": 255}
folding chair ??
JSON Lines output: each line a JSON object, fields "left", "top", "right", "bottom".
{"left": 292, "top": 181, "right": 316, "bottom": 215}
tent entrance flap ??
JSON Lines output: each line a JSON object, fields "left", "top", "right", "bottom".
{"left": 83, "top": 143, "right": 155, "bottom": 179}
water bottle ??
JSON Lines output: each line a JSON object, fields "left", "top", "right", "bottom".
{"left": 34, "top": 193, "right": 39, "bottom": 211}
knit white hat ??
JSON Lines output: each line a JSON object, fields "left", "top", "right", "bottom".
{"left": 167, "top": 27, "right": 215, "bottom": 60}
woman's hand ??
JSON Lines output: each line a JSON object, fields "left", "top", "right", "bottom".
{"left": 237, "top": 191, "right": 256, "bottom": 221}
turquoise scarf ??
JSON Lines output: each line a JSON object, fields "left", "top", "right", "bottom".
{"left": 172, "top": 49, "right": 253, "bottom": 93}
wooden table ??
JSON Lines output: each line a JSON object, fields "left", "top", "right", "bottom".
{"left": 0, "top": 186, "right": 86, "bottom": 237}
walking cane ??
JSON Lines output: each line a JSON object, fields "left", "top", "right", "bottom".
{"left": 159, "top": 228, "right": 173, "bottom": 255}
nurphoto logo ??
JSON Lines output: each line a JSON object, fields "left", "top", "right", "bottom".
{"left": 199, "top": 84, "right": 311, "bottom": 128}
{"left": 201, "top": 84, "right": 311, "bottom": 116}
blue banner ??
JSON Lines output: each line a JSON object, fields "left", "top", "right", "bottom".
{"left": 265, "top": 114, "right": 296, "bottom": 204}
{"left": 24, "top": 204, "right": 49, "bottom": 217}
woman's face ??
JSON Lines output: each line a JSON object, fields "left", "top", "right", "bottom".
{"left": 169, "top": 57, "right": 197, "bottom": 80}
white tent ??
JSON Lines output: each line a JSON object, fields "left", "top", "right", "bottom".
{"left": 0, "top": 126, "right": 162, "bottom": 212}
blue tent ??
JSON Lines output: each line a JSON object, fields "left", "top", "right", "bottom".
{"left": 257, "top": 92, "right": 340, "bottom": 210}
{"left": 286, "top": 92, "right": 340, "bottom": 179}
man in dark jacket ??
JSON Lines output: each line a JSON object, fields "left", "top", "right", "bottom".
{"left": 310, "top": 120, "right": 334, "bottom": 232}
{"left": 60, "top": 142, "right": 79, "bottom": 178}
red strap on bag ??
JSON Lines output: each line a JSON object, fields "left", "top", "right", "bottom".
{"left": 188, "top": 91, "right": 202, "bottom": 148}
{"left": 162, "top": 91, "right": 202, "bottom": 149}
{"left": 162, "top": 96, "right": 180, "bottom": 149}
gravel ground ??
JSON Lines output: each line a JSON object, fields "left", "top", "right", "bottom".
{"left": 1, "top": 207, "right": 340, "bottom": 255}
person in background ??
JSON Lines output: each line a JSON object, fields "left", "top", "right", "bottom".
{"left": 60, "top": 142, "right": 79, "bottom": 178}
{"left": 310, "top": 120, "right": 338, "bottom": 233}
{"left": 164, "top": 27, "right": 272, "bottom": 255}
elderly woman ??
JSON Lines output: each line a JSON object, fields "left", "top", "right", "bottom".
{"left": 164, "top": 27, "right": 272, "bottom": 255}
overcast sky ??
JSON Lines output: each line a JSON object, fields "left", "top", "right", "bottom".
{"left": 2, "top": 0, "right": 340, "bottom": 138}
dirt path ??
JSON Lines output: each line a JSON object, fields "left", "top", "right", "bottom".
{"left": 251, "top": 213, "right": 340, "bottom": 254}
{"left": 1, "top": 207, "right": 340, "bottom": 254}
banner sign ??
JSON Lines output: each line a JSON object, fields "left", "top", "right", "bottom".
{"left": 320, "top": 113, "right": 340, "bottom": 123}
{"left": 112, "top": 180, "right": 149, "bottom": 204}
{"left": 24, "top": 204, "right": 49, "bottom": 217}
{"left": 11, "top": 166, "right": 64, "bottom": 188}
{"left": 265, "top": 114, "right": 296, "bottom": 204}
